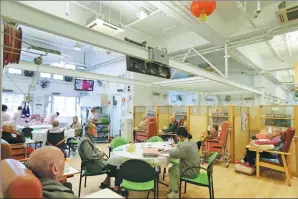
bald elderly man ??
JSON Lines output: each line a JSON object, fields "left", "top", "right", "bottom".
{"left": 28, "top": 146, "right": 78, "bottom": 198}
{"left": 78, "top": 123, "right": 120, "bottom": 191}
{"left": 1, "top": 121, "right": 25, "bottom": 144}
{"left": 1, "top": 121, "right": 34, "bottom": 159}
{"left": 161, "top": 116, "right": 178, "bottom": 134}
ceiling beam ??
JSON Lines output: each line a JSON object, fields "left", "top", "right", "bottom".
{"left": 149, "top": 1, "right": 224, "bottom": 46}
{"left": 161, "top": 1, "right": 265, "bottom": 71}
{"left": 2, "top": 1, "right": 262, "bottom": 95}
{"left": 6, "top": 62, "right": 152, "bottom": 87}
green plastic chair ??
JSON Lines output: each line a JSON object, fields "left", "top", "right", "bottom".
{"left": 119, "top": 159, "right": 159, "bottom": 199}
{"left": 109, "top": 136, "right": 129, "bottom": 157}
{"left": 179, "top": 152, "right": 218, "bottom": 199}
{"left": 78, "top": 159, "right": 108, "bottom": 197}
{"left": 147, "top": 136, "right": 163, "bottom": 142}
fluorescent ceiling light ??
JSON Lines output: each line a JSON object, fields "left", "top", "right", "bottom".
{"left": 136, "top": 10, "right": 148, "bottom": 19}
{"left": 73, "top": 42, "right": 81, "bottom": 51}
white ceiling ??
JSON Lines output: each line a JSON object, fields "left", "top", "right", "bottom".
{"left": 12, "top": 1, "right": 298, "bottom": 96}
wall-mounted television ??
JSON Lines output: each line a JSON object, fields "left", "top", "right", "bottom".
{"left": 74, "top": 78, "right": 94, "bottom": 91}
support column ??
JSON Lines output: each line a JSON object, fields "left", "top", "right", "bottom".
{"left": 0, "top": 20, "right": 3, "bottom": 193}
{"left": 225, "top": 42, "right": 228, "bottom": 78}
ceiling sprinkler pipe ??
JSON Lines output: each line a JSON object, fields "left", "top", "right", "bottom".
{"left": 254, "top": 1, "right": 261, "bottom": 18}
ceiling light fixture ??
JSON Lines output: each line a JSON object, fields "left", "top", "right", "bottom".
{"left": 136, "top": 9, "right": 148, "bottom": 19}
{"left": 73, "top": 42, "right": 81, "bottom": 51}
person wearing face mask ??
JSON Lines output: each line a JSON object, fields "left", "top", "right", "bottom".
{"left": 27, "top": 146, "right": 78, "bottom": 198}
{"left": 166, "top": 127, "right": 200, "bottom": 198}
{"left": 78, "top": 123, "right": 120, "bottom": 192}
{"left": 13, "top": 106, "right": 23, "bottom": 125}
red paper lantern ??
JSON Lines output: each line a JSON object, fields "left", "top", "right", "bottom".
{"left": 190, "top": 1, "right": 216, "bottom": 21}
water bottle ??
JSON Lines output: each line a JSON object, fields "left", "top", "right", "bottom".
{"left": 129, "top": 142, "right": 135, "bottom": 153}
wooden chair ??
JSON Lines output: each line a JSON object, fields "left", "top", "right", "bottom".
{"left": 10, "top": 143, "right": 27, "bottom": 160}
{"left": 257, "top": 128, "right": 295, "bottom": 186}
{"left": 1, "top": 143, "right": 13, "bottom": 160}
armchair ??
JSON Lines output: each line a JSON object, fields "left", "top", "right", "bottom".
{"left": 257, "top": 128, "right": 295, "bottom": 186}
{"left": 1, "top": 143, "right": 12, "bottom": 160}
{"left": 202, "top": 121, "right": 230, "bottom": 168}
{"left": 135, "top": 117, "right": 156, "bottom": 142}
{"left": 1, "top": 159, "right": 43, "bottom": 198}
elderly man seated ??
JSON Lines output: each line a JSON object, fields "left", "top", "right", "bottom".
{"left": 160, "top": 116, "right": 179, "bottom": 134}
{"left": 2, "top": 121, "right": 25, "bottom": 144}
{"left": 159, "top": 116, "right": 179, "bottom": 142}
{"left": 78, "top": 123, "right": 120, "bottom": 192}
{"left": 1, "top": 121, "right": 34, "bottom": 158}
{"left": 27, "top": 146, "right": 78, "bottom": 198}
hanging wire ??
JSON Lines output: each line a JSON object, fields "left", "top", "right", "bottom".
{"left": 4, "top": 72, "right": 25, "bottom": 94}
{"left": 1, "top": 30, "right": 48, "bottom": 57}
{"left": 2, "top": 45, "right": 48, "bottom": 57}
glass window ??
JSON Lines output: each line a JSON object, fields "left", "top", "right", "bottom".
{"left": 45, "top": 95, "right": 52, "bottom": 116}
{"left": 53, "top": 96, "right": 76, "bottom": 117}
{"left": 2, "top": 93, "right": 25, "bottom": 118}
{"left": 40, "top": 73, "right": 51, "bottom": 78}
{"left": 53, "top": 74, "right": 64, "bottom": 80}
{"left": 51, "top": 62, "right": 76, "bottom": 70}
{"left": 65, "top": 64, "right": 76, "bottom": 70}
{"left": 8, "top": 68, "right": 22, "bottom": 75}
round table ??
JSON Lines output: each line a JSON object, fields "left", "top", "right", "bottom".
{"left": 17, "top": 124, "right": 53, "bottom": 131}
{"left": 107, "top": 142, "right": 172, "bottom": 168}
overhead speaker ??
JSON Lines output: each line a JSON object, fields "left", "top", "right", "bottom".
{"left": 24, "top": 70, "right": 34, "bottom": 77}
{"left": 64, "top": 76, "right": 73, "bottom": 82}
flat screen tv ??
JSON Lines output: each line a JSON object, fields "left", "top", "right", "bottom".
{"left": 74, "top": 79, "right": 94, "bottom": 91}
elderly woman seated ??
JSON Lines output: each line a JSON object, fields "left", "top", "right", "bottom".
{"left": 49, "top": 120, "right": 64, "bottom": 133}
{"left": 238, "top": 128, "right": 284, "bottom": 167}
{"left": 133, "top": 114, "right": 148, "bottom": 140}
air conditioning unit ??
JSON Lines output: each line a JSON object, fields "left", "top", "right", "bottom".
{"left": 276, "top": 4, "right": 298, "bottom": 24}
{"left": 149, "top": 48, "right": 169, "bottom": 66}
{"left": 86, "top": 15, "right": 125, "bottom": 35}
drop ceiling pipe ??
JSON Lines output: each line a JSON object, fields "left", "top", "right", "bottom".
{"left": 162, "top": 25, "right": 176, "bottom": 36}
{"left": 284, "top": 34, "right": 292, "bottom": 56}
{"left": 254, "top": 1, "right": 261, "bottom": 18}
{"left": 236, "top": 1, "right": 257, "bottom": 28}
{"left": 224, "top": 42, "right": 228, "bottom": 78}
{"left": 265, "top": 40, "right": 284, "bottom": 62}
{"left": 191, "top": 48, "right": 225, "bottom": 77}
{"left": 125, "top": 9, "right": 161, "bottom": 29}
{"left": 71, "top": 1, "right": 101, "bottom": 16}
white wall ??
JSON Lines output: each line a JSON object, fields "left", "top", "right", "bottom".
{"left": 168, "top": 91, "right": 199, "bottom": 106}
{"left": 3, "top": 73, "right": 80, "bottom": 123}
{"left": 132, "top": 73, "right": 169, "bottom": 106}
{"left": 254, "top": 75, "right": 288, "bottom": 101}
{"left": 3, "top": 74, "right": 79, "bottom": 97}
